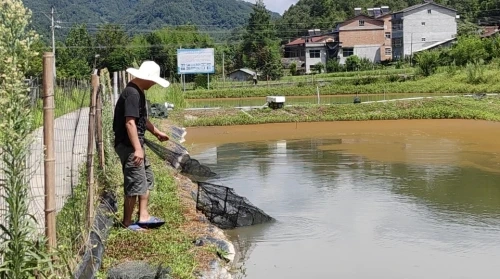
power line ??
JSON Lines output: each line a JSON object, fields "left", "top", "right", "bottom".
{"left": 28, "top": 7, "right": 500, "bottom": 28}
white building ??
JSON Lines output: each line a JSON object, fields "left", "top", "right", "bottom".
{"left": 283, "top": 29, "right": 339, "bottom": 74}
{"left": 391, "top": 0, "right": 458, "bottom": 59}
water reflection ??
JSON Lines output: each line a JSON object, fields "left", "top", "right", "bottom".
{"left": 193, "top": 137, "right": 500, "bottom": 279}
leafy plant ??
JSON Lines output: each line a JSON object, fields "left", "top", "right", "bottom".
{"left": 0, "top": 0, "right": 55, "bottom": 277}
{"left": 415, "top": 50, "right": 440, "bottom": 76}
{"left": 465, "top": 60, "right": 485, "bottom": 84}
{"left": 345, "top": 56, "right": 361, "bottom": 71}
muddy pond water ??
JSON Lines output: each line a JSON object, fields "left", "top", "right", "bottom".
{"left": 184, "top": 120, "right": 500, "bottom": 279}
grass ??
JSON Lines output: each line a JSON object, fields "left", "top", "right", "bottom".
{"left": 181, "top": 66, "right": 500, "bottom": 99}
{"left": 146, "top": 84, "right": 187, "bottom": 109}
{"left": 32, "top": 87, "right": 90, "bottom": 128}
{"left": 178, "top": 96, "right": 500, "bottom": 127}
{"left": 99, "top": 133, "right": 212, "bottom": 279}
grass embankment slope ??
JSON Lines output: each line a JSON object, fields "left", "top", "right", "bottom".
{"left": 175, "top": 97, "right": 500, "bottom": 127}
{"left": 181, "top": 66, "right": 500, "bottom": 99}
{"left": 99, "top": 132, "right": 220, "bottom": 279}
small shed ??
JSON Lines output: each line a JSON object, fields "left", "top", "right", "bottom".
{"left": 228, "top": 68, "right": 258, "bottom": 82}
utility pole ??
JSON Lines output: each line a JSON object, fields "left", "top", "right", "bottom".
{"left": 51, "top": 7, "right": 55, "bottom": 55}
{"left": 222, "top": 52, "right": 226, "bottom": 87}
{"left": 45, "top": 6, "right": 61, "bottom": 78}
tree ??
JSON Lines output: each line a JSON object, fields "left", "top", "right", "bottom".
{"left": 0, "top": 0, "right": 54, "bottom": 277}
{"left": 56, "top": 24, "right": 93, "bottom": 78}
{"left": 94, "top": 24, "right": 131, "bottom": 72}
{"left": 241, "top": 0, "right": 283, "bottom": 79}
{"left": 450, "top": 35, "right": 488, "bottom": 66}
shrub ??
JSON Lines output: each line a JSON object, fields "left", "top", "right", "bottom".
{"left": 415, "top": 50, "right": 440, "bottom": 76}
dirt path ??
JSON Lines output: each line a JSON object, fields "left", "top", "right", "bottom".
{"left": 0, "top": 108, "right": 89, "bottom": 234}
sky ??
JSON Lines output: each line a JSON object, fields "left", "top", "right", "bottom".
{"left": 244, "top": 0, "right": 298, "bottom": 15}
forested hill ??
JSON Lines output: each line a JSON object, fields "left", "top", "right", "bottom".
{"left": 277, "top": 0, "right": 500, "bottom": 39}
{"left": 23, "top": 0, "right": 280, "bottom": 40}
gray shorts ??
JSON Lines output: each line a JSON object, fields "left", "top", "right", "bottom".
{"left": 115, "top": 143, "right": 154, "bottom": 196}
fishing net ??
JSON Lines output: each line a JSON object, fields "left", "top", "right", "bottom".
{"left": 144, "top": 126, "right": 274, "bottom": 229}
{"left": 144, "top": 138, "right": 217, "bottom": 180}
{"left": 196, "top": 182, "right": 274, "bottom": 229}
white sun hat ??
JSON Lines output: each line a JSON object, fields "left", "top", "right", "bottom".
{"left": 126, "top": 61, "right": 170, "bottom": 88}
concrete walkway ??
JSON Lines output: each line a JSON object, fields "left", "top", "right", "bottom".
{"left": 0, "top": 108, "right": 89, "bottom": 234}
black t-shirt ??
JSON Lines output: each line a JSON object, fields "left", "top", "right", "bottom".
{"left": 113, "top": 82, "right": 148, "bottom": 147}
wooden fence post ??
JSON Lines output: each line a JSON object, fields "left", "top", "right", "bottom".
{"left": 42, "top": 52, "right": 57, "bottom": 252}
{"left": 96, "top": 87, "right": 105, "bottom": 172}
{"left": 85, "top": 73, "right": 99, "bottom": 229}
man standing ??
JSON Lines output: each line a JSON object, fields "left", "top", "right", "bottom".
{"left": 113, "top": 61, "right": 171, "bottom": 231}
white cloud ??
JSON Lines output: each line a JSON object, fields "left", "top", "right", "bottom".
{"left": 244, "top": 0, "right": 298, "bottom": 15}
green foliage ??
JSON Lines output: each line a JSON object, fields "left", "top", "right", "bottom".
{"left": 241, "top": 0, "right": 283, "bottom": 79}
{"left": 146, "top": 84, "right": 187, "bottom": 110}
{"left": 326, "top": 59, "right": 343, "bottom": 73}
{"left": 141, "top": 25, "right": 213, "bottom": 80}
{"left": 415, "top": 50, "right": 440, "bottom": 76}
{"left": 23, "top": 0, "right": 280, "bottom": 43}
{"left": 450, "top": 35, "right": 488, "bottom": 66}
{"left": 313, "top": 62, "right": 325, "bottom": 74}
{"left": 181, "top": 97, "right": 500, "bottom": 127}
{"left": 465, "top": 60, "right": 486, "bottom": 84}
{"left": 345, "top": 55, "right": 361, "bottom": 71}
{"left": 94, "top": 24, "right": 131, "bottom": 73}
{"left": 56, "top": 24, "right": 93, "bottom": 78}
{"left": 289, "top": 62, "right": 298, "bottom": 76}
{"left": 194, "top": 74, "right": 208, "bottom": 89}
{"left": 181, "top": 66, "right": 500, "bottom": 98}
{"left": 0, "top": 0, "right": 55, "bottom": 277}
{"left": 457, "top": 20, "right": 481, "bottom": 36}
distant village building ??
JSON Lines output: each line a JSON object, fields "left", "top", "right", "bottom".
{"left": 227, "top": 68, "right": 258, "bottom": 82}
{"left": 281, "top": 0, "right": 459, "bottom": 73}
{"left": 337, "top": 6, "right": 392, "bottom": 64}
{"left": 283, "top": 29, "right": 339, "bottom": 74}
{"left": 391, "top": 1, "right": 458, "bottom": 59}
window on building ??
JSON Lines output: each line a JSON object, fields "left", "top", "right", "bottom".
{"left": 309, "top": 49, "right": 321, "bottom": 58}
{"left": 359, "top": 20, "right": 365, "bottom": 26}
{"left": 421, "top": 22, "right": 425, "bottom": 25}
{"left": 428, "top": 9, "right": 432, "bottom": 14}
{"left": 385, "top": 47, "right": 392, "bottom": 55}
{"left": 422, "top": 37, "right": 426, "bottom": 42}
{"left": 385, "top": 32, "right": 391, "bottom": 39}
{"left": 343, "top": 48, "right": 354, "bottom": 57}
{"left": 392, "top": 38, "right": 402, "bottom": 47}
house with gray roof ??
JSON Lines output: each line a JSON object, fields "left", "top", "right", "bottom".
{"left": 391, "top": 0, "right": 458, "bottom": 60}
{"left": 227, "top": 68, "right": 258, "bottom": 82}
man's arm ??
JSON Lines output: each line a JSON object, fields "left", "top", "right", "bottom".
{"left": 126, "top": 117, "right": 142, "bottom": 151}
{"left": 146, "top": 119, "right": 169, "bottom": 141}
{"left": 126, "top": 117, "right": 144, "bottom": 165}
{"left": 146, "top": 119, "right": 160, "bottom": 137}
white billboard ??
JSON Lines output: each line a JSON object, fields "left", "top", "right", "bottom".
{"left": 177, "top": 48, "right": 215, "bottom": 74}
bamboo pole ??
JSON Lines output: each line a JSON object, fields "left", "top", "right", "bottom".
{"left": 85, "top": 73, "right": 99, "bottom": 229}
{"left": 121, "top": 71, "right": 127, "bottom": 88}
{"left": 42, "top": 52, "right": 57, "bottom": 252}
{"left": 96, "top": 87, "right": 105, "bottom": 172}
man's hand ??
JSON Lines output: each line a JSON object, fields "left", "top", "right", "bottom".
{"left": 155, "top": 131, "right": 170, "bottom": 142}
{"left": 133, "top": 148, "right": 144, "bottom": 166}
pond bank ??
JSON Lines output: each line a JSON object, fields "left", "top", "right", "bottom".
{"left": 175, "top": 96, "right": 500, "bottom": 127}
{"left": 100, "top": 131, "right": 237, "bottom": 279}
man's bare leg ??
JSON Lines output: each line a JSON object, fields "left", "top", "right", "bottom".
{"left": 138, "top": 190, "right": 151, "bottom": 223}
{"left": 123, "top": 196, "right": 137, "bottom": 227}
